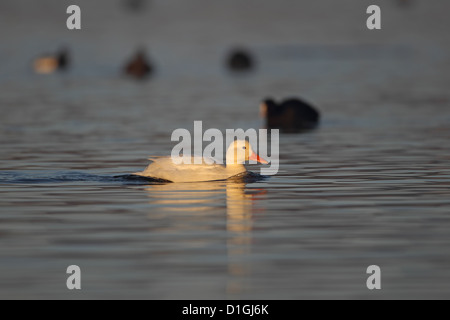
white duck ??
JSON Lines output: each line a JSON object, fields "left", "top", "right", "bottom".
{"left": 133, "top": 140, "right": 268, "bottom": 183}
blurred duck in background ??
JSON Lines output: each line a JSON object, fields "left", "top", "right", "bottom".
{"left": 33, "top": 47, "right": 69, "bottom": 74}
{"left": 227, "top": 48, "right": 254, "bottom": 71}
{"left": 124, "top": 49, "right": 153, "bottom": 80}
{"left": 260, "top": 98, "right": 320, "bottom": 133}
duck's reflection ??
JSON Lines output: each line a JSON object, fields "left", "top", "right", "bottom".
{"left": 143, "top": 176, "right": 265, "bottom": 295}
{"left": 224, "top": 181, "right": 254, "bottom": 294}
{"left": 144, "top": 180, "right": 223, "bottom": 212}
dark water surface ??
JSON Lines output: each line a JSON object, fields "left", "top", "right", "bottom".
{"left": 1, "top": 0, "right": 450, "bottom": 299}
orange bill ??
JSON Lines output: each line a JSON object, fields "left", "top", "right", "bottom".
{"left": 249, "top": 152, "right": 269, "bottom": 164}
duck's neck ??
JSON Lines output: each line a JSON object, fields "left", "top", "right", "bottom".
{"left": 225, "top": 147, "right": 246, "bottom": 175}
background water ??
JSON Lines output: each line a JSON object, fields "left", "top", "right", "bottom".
{"left": 1, "top": 0, "right": 450, "bottom": 299}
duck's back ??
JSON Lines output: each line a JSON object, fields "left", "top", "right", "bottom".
{"left": 134, "top": 157, "right": 243, "bottom": 182}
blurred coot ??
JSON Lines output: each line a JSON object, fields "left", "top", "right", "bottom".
{"left": 260, "top": 98, "right": 320, "bottom": 133}
{"left": 33, "top": 47, "right": 70, "bottom": 74}
{"left": 227, "top": 49, "right": 254, "bottom": 71}
{"left": 124, "top": 49, "right": 153, "bottom": 80}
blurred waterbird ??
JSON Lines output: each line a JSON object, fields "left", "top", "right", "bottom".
{"left": 124, "top": 49, "right": 153, "bottom": 79}
{"left": 33, "top": 48, "right": 70, "bottom": 74}
{"left": 227, "top": 49, "right": 254, "bottom": 71}
{"left": 260, "top": 98, "right": 320, "bottom": 133}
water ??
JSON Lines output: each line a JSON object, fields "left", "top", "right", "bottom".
{"left": 1, "top": 0, "right": 450, "bottom": 299}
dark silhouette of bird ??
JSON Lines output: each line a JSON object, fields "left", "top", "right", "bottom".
{"left": 260, "top": 98, "right": 320, "bottom": 133}
{"left": 227, "top": 49, "right": 254, "bottom": 71}
{"left": 124, "top": 49, "right": 153, "bottom": 80}
{"left": 33, "top": 47, "right": 70, "bottom": 74}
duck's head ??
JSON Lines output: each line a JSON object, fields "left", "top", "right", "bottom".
{"left": 226, "top": 140, "right": 268, "bottom": 165}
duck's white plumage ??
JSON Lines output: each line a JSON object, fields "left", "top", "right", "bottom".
{"left": 135, "top": 156, "right": 245, "bottom": 182}
{"left": 133, "top": 140, "right": 268, "bottom": 183}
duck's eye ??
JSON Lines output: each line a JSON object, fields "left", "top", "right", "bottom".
{"left": 242, "top": 146, "right": 246, "bottom": 150}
